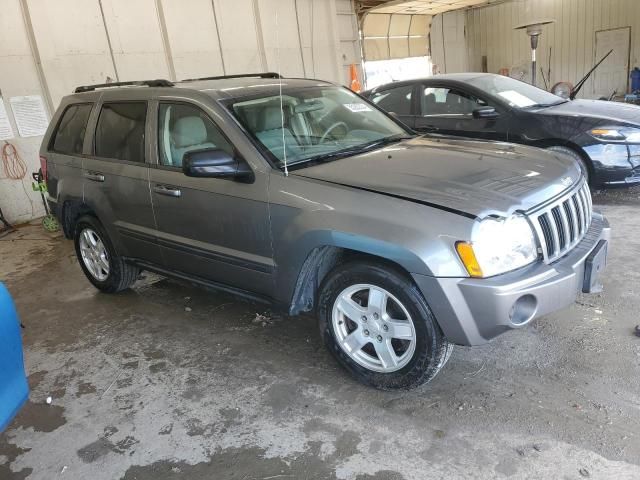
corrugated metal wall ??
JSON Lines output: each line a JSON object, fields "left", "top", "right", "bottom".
{"left": 434, "top": 0, "right": 640, "bottom": 97}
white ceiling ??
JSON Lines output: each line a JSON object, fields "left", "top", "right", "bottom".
{"left": 370, "top": 0, "right": 489, "bottom": 15}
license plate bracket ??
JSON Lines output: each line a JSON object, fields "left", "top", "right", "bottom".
{"left": 583, "top": 240, "right": 608, "bottom": 293}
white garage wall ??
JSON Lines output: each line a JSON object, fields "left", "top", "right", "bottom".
{"left": 432, "top": 0, "right": 640, "bottom": 95}
{"left": 0, "top": 0, "right": 362, "bottom": 224}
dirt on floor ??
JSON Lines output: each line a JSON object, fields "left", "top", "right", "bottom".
{"left": 1, "top": 187, "right": 640, "bottom": 480}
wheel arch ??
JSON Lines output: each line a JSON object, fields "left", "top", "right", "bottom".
{"left": 60, "top": 199, "right": 98, "bottom": 239}
{"left": 287, "top": 243, "right": 423, "bottom": 316}
{"left": 530, "top": 139, "right": 594, "bottom": 178}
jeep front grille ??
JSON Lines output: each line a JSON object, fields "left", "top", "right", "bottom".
{"left": 530, "top": 180, "right": 592, "bottom": 263}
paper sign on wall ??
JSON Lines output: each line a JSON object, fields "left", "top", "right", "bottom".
{"left": 10, "top": 95, "right": 49, "bottom": 137}
{"left": 0, "top": 97, "right": 14, "bottom": 141}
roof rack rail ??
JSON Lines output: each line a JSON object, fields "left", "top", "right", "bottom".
{"left": 180, "top": 72, "right": 283, "bottom": 82}
{"left": 74, "top": 79, "right": 174, "bottom": 93}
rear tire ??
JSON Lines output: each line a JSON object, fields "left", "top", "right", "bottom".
{"left": 317, "top": 261, "right": 452, "bottom": 390}
{"left": 74, "top": 215, "right": 139, "bottom": 293}
{"left": 546, "top": 146, "right": 591, "bottom": 184}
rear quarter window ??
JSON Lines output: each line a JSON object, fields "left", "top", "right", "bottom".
{"left": 50, "top": 103, "right": 93, "bottom": 155}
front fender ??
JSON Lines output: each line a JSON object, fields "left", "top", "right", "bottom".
{"left": 269, "top": 174, "right": 474, "bottom": 306}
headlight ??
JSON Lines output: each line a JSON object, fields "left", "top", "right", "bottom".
{"left": 589, "top": 127, "right": 640, "bottom": 143}
{"left": 456, "top": 215, "right": 538, "bottom": 278}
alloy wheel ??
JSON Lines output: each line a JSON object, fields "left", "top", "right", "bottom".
{"left": 79, "top": 228, "right": 110, "bottom": 281}
{"left": 331, "top": 283, "right": 416, "bottom": 373}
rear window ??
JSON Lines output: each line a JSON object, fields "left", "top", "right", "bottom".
{"left": 370, "top": 85, "right": 413, "bottom": 116}
{"left": 51, "top": 104, "right": 93, "bottom": 155}
{"left": 95, "top": 102, "right": 147, "bottom": 162}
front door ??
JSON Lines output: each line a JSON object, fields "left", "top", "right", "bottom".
{"left": 414, "top": 85, "right": 510, "bottom": 142}
{"left": 149, "top": 101, "right": 274, "bottom": 297}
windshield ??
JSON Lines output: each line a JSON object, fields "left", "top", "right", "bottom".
{"left": 228, "top": 86, "right": 410, "bottom": 168}
{"left": 467, "top": 75, "right": 566, "bottom": 108}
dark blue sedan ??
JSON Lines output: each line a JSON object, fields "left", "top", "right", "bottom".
{"left": 364, "top": 73, "right": 640, "bottom": 189}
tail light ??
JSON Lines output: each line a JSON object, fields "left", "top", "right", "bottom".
{"left": 39, "top": 155, "right": 48, "bottom": 181}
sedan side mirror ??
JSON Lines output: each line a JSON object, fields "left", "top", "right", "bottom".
{"left": 182, "top": 148, "right": 254, "bottom": 183}
{"left": 473, "top": 106, "right": 499, "bottom": 119}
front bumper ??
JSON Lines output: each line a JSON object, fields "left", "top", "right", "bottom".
{"left": 413, "top": 212, "right": 610, "bottom": 346}
{"left": 583, "top": 143, "right": 640, "bottom": 187}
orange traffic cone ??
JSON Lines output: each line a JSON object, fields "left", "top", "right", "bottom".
{"left": 349, "top": 64, "right": 362, "bottom": 93}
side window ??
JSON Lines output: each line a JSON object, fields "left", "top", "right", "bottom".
{"left": 95, "top": 102, "right": 147, "bottom": 162}
{"left": 370, "top": 85, "right": 413, "bottom": 116}
{"left": 422, "top": 87, "right": 486, "bottom": 116}
{"left": 158, "top": 103, "right": 234, "bottom": 168}
{"left": 51, "top": 104, "right": 93, "bottom": 154}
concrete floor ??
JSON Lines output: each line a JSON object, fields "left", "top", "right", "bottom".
{"left": 1, "top": 187, "right": 640, "bottom": 480}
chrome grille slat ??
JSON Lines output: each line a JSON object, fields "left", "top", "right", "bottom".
{"left": 530, "top": 180, "right": 592, "bottom": 264}
{"left": 577, "top": 188, "right": 588, "bottom": 232}
{"left": 556, "top": 203, "right": 571, "bottom": 252}
{"left": 567, "top": 197, "right": 579, "bottom": 240}
{"left": 572, "top": 195, "right": 584, "bottom": 235}
{"left": 563, "top": 201, "right": 575, "bottom": 243}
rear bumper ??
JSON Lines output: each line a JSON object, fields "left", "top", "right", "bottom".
{"left": 413, "top": 212, "right": 610, "bottom": 346}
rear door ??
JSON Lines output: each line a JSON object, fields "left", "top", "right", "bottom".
{"left": 82, "top": 99, "right": 162, "bottom": 264}
{"left": 368, "top": 84, "right": 418, "bottom": 128}
{"left": 415, "top": 84, "right": 510, "bottom": 141}
{"left": 148, "top": 100, "right": 273, "bottom": 296}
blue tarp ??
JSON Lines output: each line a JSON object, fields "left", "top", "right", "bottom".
{"left": 0, "top": 282, "right": 28, "bottom": 432}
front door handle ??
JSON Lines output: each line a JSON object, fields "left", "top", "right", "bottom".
{"left": 85, "top": 171, "right": 105, "bottom": 182}
{"left": 153, "top": 184, "right": 181, "bottom": 197}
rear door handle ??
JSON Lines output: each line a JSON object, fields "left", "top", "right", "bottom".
{"left": 85, "top": 171, "right": 105, "bottom": 182}
{"left": 153, "top": 184, "right": 181, "bottom": 197}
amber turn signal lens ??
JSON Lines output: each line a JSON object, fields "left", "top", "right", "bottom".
{"left": 456, "top": 242, "right": 483, "bottom": 278}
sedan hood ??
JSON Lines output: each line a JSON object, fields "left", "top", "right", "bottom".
{"left": 292, "top": 136, "right": 582, "bottom": 218}
{"left": 539, "top": 99, "right": 640, "bottom": 125}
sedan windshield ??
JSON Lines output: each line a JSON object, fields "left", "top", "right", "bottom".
{"left": 228, "top": 86, "right": 410, "bottom": 169}
{"left": 467, "top": 75, "right": 566, "bottom": 109}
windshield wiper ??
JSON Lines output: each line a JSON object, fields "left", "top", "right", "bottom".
{"left": 287, "top": 134, "right": 412, "bottom": 169}
{"left": 523, "top": 100, "right": 568, "bottom": 109}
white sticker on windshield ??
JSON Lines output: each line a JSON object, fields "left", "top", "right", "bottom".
{"left": 497, "top": 90, "right": 536, "bottom": 107}
{"left": 344, "top": 103, "right": 372, "bottom": 113}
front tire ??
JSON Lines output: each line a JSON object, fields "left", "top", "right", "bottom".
{"left": 318, "top": 261, "right": 452, "bottom": 390}
{"left": 74, "top": 215, "right": 139, "bottom": 293}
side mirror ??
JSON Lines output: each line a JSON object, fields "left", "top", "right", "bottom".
{"left": 182, "top": 149, "right": 254, "bottom": 183}
{"left": 473, "top": 106, "right": 499, "bottom": 119}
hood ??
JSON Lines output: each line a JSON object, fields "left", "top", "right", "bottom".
{"left": 292, "top": 137, "right": 582, "bottom": 218}
{"left": 538, "top": 99, "right": 640, "bottom": 125}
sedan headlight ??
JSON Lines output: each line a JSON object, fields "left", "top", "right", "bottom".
{"left": 589, "top": 127, "right": 640, "bottom": 143}
{"left": 456, "top": 214, "right": 538, "bottom": 278}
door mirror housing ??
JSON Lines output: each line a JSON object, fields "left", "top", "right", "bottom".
{"left": 182, "top": 149, "right": 254, "bottom": 183}
{"left": 473, "top": 106, "right": 499, "bottom": 119}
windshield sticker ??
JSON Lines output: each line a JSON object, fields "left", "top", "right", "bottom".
{"left": 497, "top": 90, "right": 536, "bottom": 107}
{"left": 344, "top": 103, "right": 372, "bottom": 113}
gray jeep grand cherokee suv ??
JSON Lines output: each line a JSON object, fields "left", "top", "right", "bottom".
{"left": 41, "top": 73, "right": 610, "bottom": 390}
